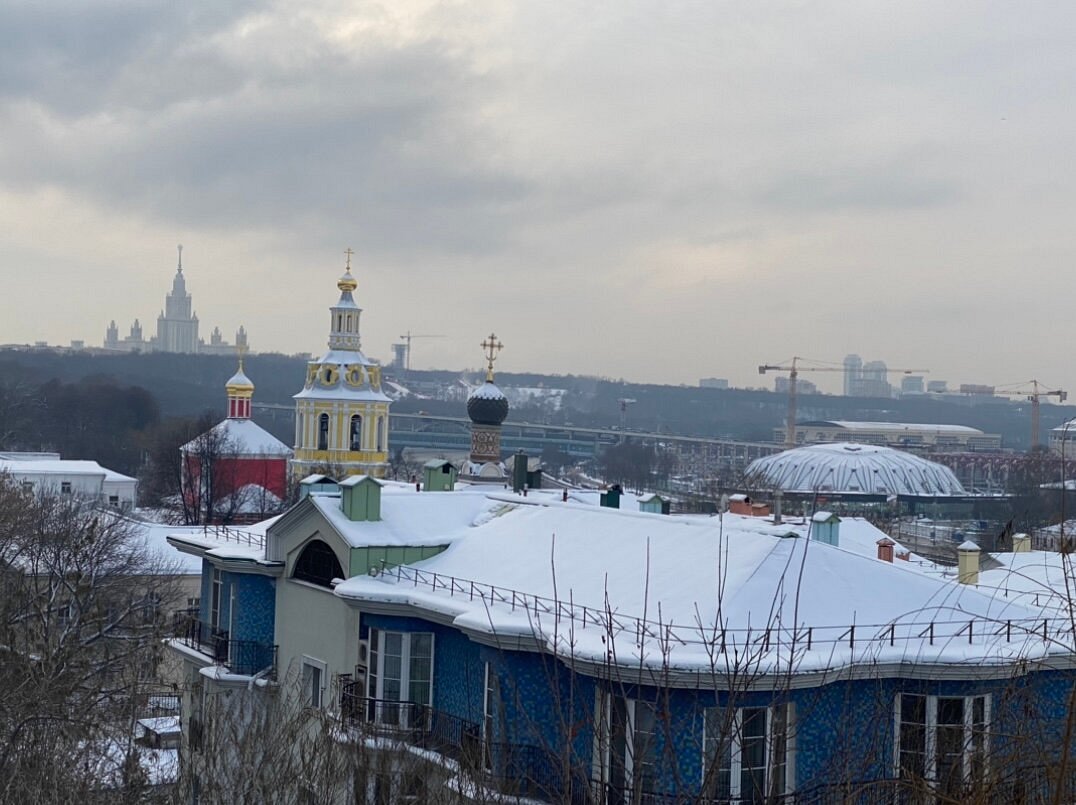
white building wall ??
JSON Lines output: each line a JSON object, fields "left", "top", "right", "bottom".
{"left": 274, "top": 578, "right": 359, "bottom": 702}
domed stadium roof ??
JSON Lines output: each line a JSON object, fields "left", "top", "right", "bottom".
{"left": 745, "top": 442, "right": 966, "bottom": 497}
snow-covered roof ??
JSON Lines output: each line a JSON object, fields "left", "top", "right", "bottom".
{"left": 339, "top": 474, "right": 382, "bottom": 488}
{"left": 334, "top": 499, "right": 1048, "bottom": 675}
{"left": 136, "top": 716, "right": 181, "bottom": 737}
{"left": 746, "top": 442, "right": 967, "bottom": 497}
{"left": 0, "top": 459, "right": 135, "bottom": 482}
{"left": 803, "top": 420, "right": 985, "bottom": 435}
{"left": 181, "top": 418, "right": 292, "bottom": 457}
{"left": 978, "top": 551, "right": 1076, "bottom": 613}
{"left": 164, "top": 516, "right": 281, "bottom": 565}
{"left": 304, "top": 484, "right": 521, "bottom": 548}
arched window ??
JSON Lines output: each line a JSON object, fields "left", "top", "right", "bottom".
{"left": 346, "top": 313, "right": 353, "bottom": 332}
{"left": 337, "top": 313, "right": 343, "bottom": 331}
{"left": 296, "top": 412, "right": 305, "bottom": 447}
{"left": 317, "top": 413, "right": 330, "bottom": 451}
{"left": 376, "top": 416, "right": 385, "bottom": 452}
{"left": 293, "top": 540, "right": 344, "bottom": 588}
{"left": 349, "top": 414, "right": 363, "bottom": 451}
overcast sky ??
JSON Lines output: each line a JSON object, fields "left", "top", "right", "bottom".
{"left": 2, "top": 1, "right": 1074, "bottom": 393}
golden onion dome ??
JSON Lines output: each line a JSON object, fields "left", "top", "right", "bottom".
{"left": 338, "top": 269, "right": 358, "bottom": 293}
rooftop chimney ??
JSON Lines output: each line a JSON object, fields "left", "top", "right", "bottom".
{"left": 773, "top": 491, "right": 783, "bottom": 525}
{"left": 957, "top": 540, "right": 980, "bottom": 585}
{"left": 1012, "top": 533, "right": 1032, "bottom": 553}
{"left": 600, "top": 484, "right": 623, "bottom": 509}
{"left": 876, "top": 537, "right": 895, "bottom": 563}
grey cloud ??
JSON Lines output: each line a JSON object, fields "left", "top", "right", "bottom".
{"left": 0, "top": 10, "right": 533, "bottom": 259}
{"left": 0, "top": 1, "right": 258, "bottom": 114}
{"left": 756, "top": 155, "right": 961, "bottom": 214}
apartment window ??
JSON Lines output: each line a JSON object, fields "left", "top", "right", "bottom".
{"left": 61, "top": 481, "right": 72, "bottom": 494}
{"left": 367, "top": 630, "right": 434, "bottom": 727}
{"left": 896, "top": 693, "right": 989, "bottom": 797}
{"left": 703, "top": 703, "right": 794, "bottom": 802}
{"left": 483, "top": 662, "right": 499, "bottom": 770}
{"left": 108, "top": 495, "right": 120, "bottom": 507}
{"left": 210, "top": 569, "right": 222, "bottom": 629}
{"left": 21, "top": 481, "right": 33, "bottom": 493}
{"left": 141, "top": 591, "right": 162, "bottom": 624}
{"left": 596, "top": 693, "right": 658, "bottom": 800}
{"left": 349, "top": 414, "right": 363, "bottom": 451}
{"left": 302, "top": 657, "right": 327, "bottom": 709}
{"left": 317, "top": 413, "right": 330, "bottom": 451}
{"left": 187, "top": 596, "right": 200, "bottom": 610}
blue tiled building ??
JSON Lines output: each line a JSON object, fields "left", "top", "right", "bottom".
{"left": 168, "top": 481, "right": 1076, "bottom": 803}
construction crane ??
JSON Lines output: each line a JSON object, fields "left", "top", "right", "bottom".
{"left": 616, "top": 398, "right": 637, "bottom": 432}
{"left": 397, "top": 331, "right": 445, "bottom": 372}
{"left": 994, "top": 381, "right": 1068, "bottom": 450}
{"left": 759, "top": 357, "right": 930, "bottom": 448}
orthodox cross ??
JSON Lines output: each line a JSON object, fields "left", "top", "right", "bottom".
{"left": 481, "top": 333, "right": 503, "bottom": 382}
{"left": 344, "top": 247, "right": 354, "bottom": 271}
{"left": 236, "top": 340, "right": 249, "bottom": 371}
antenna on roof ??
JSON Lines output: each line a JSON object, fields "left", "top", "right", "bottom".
{"left": 177, "top": 244, "right": 183, "bottom": 272}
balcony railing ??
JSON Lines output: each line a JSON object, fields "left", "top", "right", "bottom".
{"left": 171, "top": 609, "right": 276, "bottom": 677}
{"left": 339, "top": 686, "right": 584, "bottom": 802}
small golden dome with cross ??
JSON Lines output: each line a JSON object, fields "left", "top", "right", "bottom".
{"left": 338, "top": 247, "right": 358, "bottom": 292}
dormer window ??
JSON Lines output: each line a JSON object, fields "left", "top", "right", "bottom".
{"left": 293, "top": 540, "right": 344, "bottom": 588}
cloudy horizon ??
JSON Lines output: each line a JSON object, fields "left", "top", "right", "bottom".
{"left": 2, "top": 1, "right": 1075, "bottom": 394}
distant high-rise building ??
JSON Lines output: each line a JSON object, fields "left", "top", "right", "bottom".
{"left": 775, "top": 376, "right": 817, "bottom": 395}
{"left": 843, "top": 354, "right": 863, "bottom": 396}
{"left": 699, "top": 377, "right": 729, "bottom": 389}
{"left": 843, "top": 354, "right": 892, "bottom": 397}
{"left": 927, "top": 380, "right": 948, "bottom": 394}
{"left": 860, "top": 360, "right": 891, "bottom": 398}
{"left": 156, "top": 246, "right": 199, "bottom": 353}
{"left": 103, "top": 247, "right": 247, "bottom": 355}
{"left": 901, "top": 375, "right": 925, "bottom": 395}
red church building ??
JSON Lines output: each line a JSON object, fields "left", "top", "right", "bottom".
{"left": 180, "top": 358, "right": 292, "bottom": 523}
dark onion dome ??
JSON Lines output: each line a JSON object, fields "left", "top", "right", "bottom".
{"left": 467, "top": 381, "right": 509, "bottom": 426}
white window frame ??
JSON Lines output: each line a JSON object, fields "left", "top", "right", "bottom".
{"left": 210, "top": 569, "right": 222, "bottom": 629}
{"left": 702, "top": 702, "right": 796, "bottom": 801}
{"left": 894, "top": 693, "right": 991, "bottom": 790}
{"left": 302, "top": 656, "right": 327, "bottom": 709}
{"left": 594, "top": 692, "right": 659, "bottom": 798}
{"left": 366, "top": 629, "right": 434, "bottom": 727}
{"left": 482, "top": 662, "right": 498, "bottom": 771}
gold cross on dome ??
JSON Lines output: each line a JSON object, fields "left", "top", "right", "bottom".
{"left": 481, "top": 333, "right": 503, "bottom": 382}
{"left": 235, "top": 341, "right": 249, "bottom": 370}
{"left": 344, "top": 247, "right": 354, "bottom": 271}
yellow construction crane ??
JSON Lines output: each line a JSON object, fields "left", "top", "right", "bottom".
{"left": 759, "top": 357, "right": 929, "bottom": 448}
{"left": 994, "top": 381, "right": 1067, "bottom": 450}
